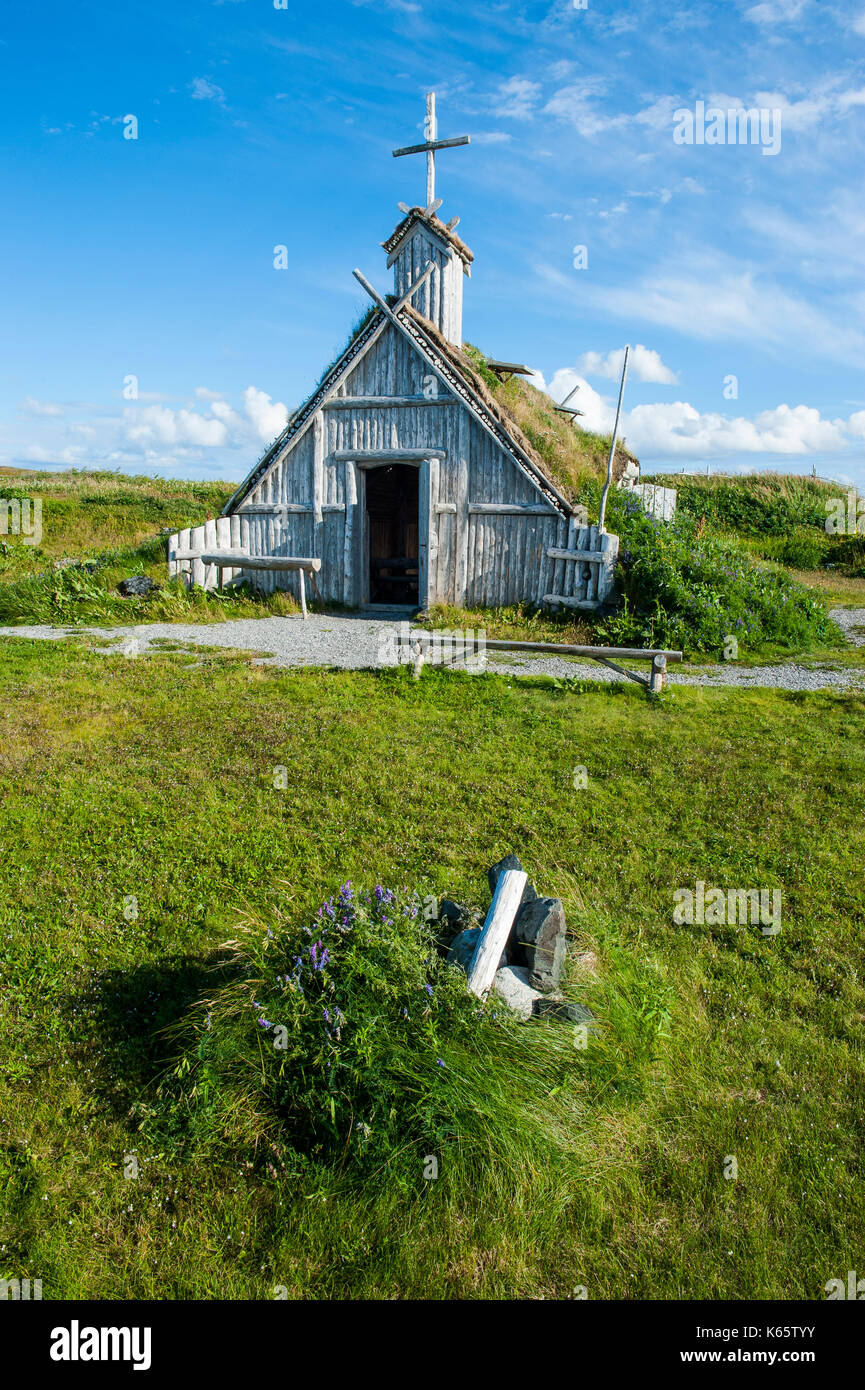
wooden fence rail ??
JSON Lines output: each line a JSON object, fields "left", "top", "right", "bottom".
{"left": 400, "top": 629, "right": 682, "bottom": 695}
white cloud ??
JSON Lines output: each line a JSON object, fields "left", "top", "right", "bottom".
{"left": 471, "top": 132, "right": 513, "bottom": 145}
{"left": 189, "top": 78, "right": 226, "bottom": 106}
{"left": 124, "top": 405, "right": 228, "bottom": 448}
{"left": 749, "top": 83, "right": 865, "bottom": 131}
{"left": 118, "top": 386, "right": 288, "bottom": 451}
{"left": 853, "top": 11, "right": 865, "bottom": 36}
{"left": 527, "top": 368, "right": 855, "bottom": 461}
{"left": 542, "top": 80, "right": 612, "bottom": 136}
{"left": 21, "top": 444, "right": 87, "bottom": 465}
{"left": 543, "top": 86, "right": 681, "bottom": 139}
{"left": 242, "top": 386, "right": 288, "bottom": 442}
{"left": 577, "top": 345, "right": 679, "bottom": 385}
{"left": 492, "top": 77, "right": 541, "bottom": 121}
{"left": 18, "top": 396, "right": 64, "bottom": 417}
{"left": 537, "top": 257, "right": 865, "bottom": 366}
{"left": 745, "top": 0, "right": 809, "bottom": 24}
{"left": 598, "top": 201, "right": 629, "bottom": 219}
{"left": 626, "top": 401, "right": 848, "bottom": 458}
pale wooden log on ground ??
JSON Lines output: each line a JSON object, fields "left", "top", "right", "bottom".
{"left": 467, "top": 869, "right": 528, "bottom": 998}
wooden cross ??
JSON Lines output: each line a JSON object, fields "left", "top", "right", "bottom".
{"left": 392, "top": 92, "right": 470, "bottom": 209}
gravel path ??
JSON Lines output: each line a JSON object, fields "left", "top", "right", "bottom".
{"left": 2, "top": 609, "right": 865, "bottom": 692}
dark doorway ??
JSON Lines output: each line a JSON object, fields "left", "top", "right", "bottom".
{"left": 365, "top": 464, "right": 419, "bottom": 605}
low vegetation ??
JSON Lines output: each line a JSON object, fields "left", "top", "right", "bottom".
{"left": 1, "top": 638, "right": 863, "bottom": 1298}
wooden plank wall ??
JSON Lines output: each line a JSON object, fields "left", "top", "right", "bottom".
{"left": 177, "top": 323, "right": 620, "bottom": 611}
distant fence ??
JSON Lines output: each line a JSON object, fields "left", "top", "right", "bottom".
{"left": 625, "top": 483, "right": 677, "bottom": 523}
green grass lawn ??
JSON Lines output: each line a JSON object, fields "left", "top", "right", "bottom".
{"left": 1, "top": 635, "right": 864, "bottom": 1299}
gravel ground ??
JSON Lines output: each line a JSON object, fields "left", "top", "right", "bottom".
{"left": 2, "top": 608, "right": 865, "bottom": 692}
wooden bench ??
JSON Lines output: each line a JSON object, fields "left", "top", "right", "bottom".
{"left": 192, "top": 552, "right": 322, "bottom": 618}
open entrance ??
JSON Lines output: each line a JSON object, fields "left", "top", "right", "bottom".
{"left": 365, "top": 464, "right": 419, "bottom": 605}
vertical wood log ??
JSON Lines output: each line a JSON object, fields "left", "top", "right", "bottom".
{"left": 564, "top": 514, "right": 577, "bottom": 598}
{"left": 216, "top": 516, "right": 231, "bottom": 586}
{"left": 467, "top": 869, "right": 528, "bottom": 998}
{"left": 343, "top": 459, "right": 357, "bottom": 606}
{"left": 203, "top": 518, "right": 218, "bottom": 591}
{"left": 649, "top": 653, "right": 667, "bottom": 695}
{"left": 229, "top": 513, "right": 241, "bottom": 585}
{"left": 190, "top": 523, "right": 206, "bottom": 591}
{"left": 428, "top": 455, "right": 440, "bottom": 606}
{"left": 418, "top": 457, "right": 430, "bottom": 609}
{"left": 313, "top": 411, "right": 324, "bottom": 570}
{"left": 598, "top": 530, "right": 619, "bottom": 604}
{"left": 298, "top": 566, "right": 307, "bottom": 620}
{"left": 455, "top": 410, "right": 470, "bottom": 605}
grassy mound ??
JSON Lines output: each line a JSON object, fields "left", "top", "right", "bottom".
{"left": 163, "top": 883, "right": 603, "bottom": 1184}
{"left": 593, "top": 488, "right": 838, "bottom": 655}
{"left": 0, "top": 471, "right": 307, "bottom": 625}
{"left": 650, "top": 472, "right": 846, "bottom": 537}
{"left": 464, "top": 345, "right": 636, "bottom": 498}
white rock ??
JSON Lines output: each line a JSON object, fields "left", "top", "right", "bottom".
{"left": 492, "top": 965, "right": 544, "bottom": 1020}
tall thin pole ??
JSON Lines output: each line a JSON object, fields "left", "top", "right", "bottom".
{"left": 425, "top": 93, "right": 436, "bottom": 205}
{"left": 598, "top": 344, "right": 630, "bottom": 533}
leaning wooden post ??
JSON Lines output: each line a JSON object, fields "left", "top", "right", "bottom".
{"left": 466, "top": 869, "right": 528, "bottom": 998}
{"left": 649, "top": 653, "right": 667, "bottom": 696}
{"left": 598, "top": 344, "right": 630, "bottom": 534}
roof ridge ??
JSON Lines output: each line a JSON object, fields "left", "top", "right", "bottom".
{"left": 221, "top": 310, "right": 385, "bottom": 515}
{"left": 381, "top": 208, "right": 474, "bottom": 265}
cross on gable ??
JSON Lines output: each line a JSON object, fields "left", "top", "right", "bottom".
{"left": 392, "top": 92, "right": 470, "bottom": 208}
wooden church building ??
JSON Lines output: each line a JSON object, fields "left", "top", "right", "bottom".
{"left": 168, "top": 97, "right": 619, "bottom": 613}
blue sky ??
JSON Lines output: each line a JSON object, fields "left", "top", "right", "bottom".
{"left": 2, "top": 0, "right": 864, "bottom": 485}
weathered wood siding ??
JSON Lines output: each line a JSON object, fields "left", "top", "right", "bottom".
{"left": 388, "top": 228, "right": 464, "bottom": 346}
{"left": 201, "top": 323, "right": 617, "bottom": 611}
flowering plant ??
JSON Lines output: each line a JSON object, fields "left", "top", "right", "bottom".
{"left": 174, "top": 883, "right": 496, "bottom": 1167}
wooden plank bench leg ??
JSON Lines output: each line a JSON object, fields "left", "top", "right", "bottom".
{"left": 298, "top": 566, "right": 307, "bottom": 620}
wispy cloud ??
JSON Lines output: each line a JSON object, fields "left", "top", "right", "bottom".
{"left": 189, "top": 77, "right": 226, "bottom": 106}
{"left": 18, "top": 396, "right": 64, "bottom": 418}
{"left": 745, "top": 0, "right": 809, "bottom": 26}
{"left": 492, "top": 76, "right": 541, "bottom": 121}
{"left": 537, "top": 257, "right": 865, "bottom": 367}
